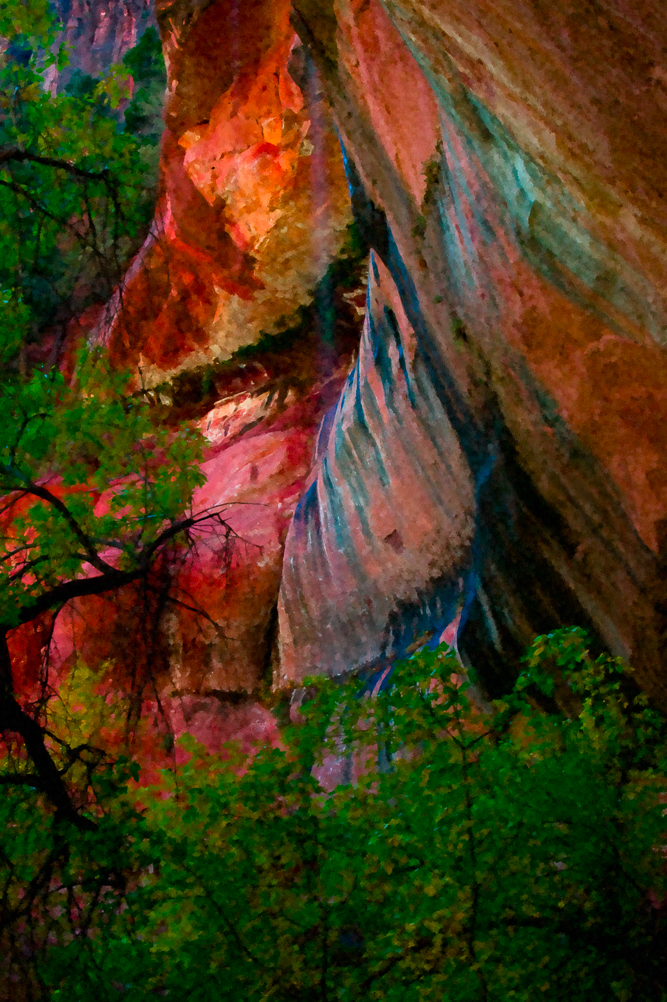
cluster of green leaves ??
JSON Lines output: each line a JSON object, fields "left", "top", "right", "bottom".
{"left": 3, "top": 628, "right": 663, "bottom": 1001}
{"left": 0, "top": 753, "right": 147, "bottom": 997}
{"left": 0, "top": 0, "right": 203, "bottom": 641}
{"left": 0, "top": 0, "right": 165, "bottom": 371}
{"left": 0, "top": 349, "right": 207, "bottom": 632}
{"left": 0, "top": 0, "right": 230, "bottom": 843}
{"left": 121, "top": 26, "right": 167, "bottom": 150}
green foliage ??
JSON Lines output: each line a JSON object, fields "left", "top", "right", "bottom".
{"left": 0, "top": 754, "right": 151, "bottom": 996}
{"left": 0, "top": 0, "right": 56, "bottom": 51}
{"left": 3, "top": 629, "right": 664, "bottom": 1000}
{"left": 0, "top": 348, "right": 206, "bottom": 631}
{"left": 420, "top": 146, "right": 443, "bottom": 214}
{"left": 411, "top": 214, "right": 427, "bottom": 240}
{"left": 0, "top": 4, "right": 193, "bottom": 634}
{"left": 0, "top": 4, "right": 165, "bottom": 371}
{"left": 121, "top": 27, "right": 166, "bottom": 146}
{"left": 0, "top": 5, "right": 212, "bottom": 843}
{"left": 450, "top": 314, "right": 469, "bottom": 346}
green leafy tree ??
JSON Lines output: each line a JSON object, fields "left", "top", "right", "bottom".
{"left": 0, "top": 2, "right": 229, "bottom": 831}
{"left": 1, "top": 629, "right": 663, "bottom": 1001}
{"left": 0, "top": 349, "right": 221, "bottom": 823}
{"left": 0, "top": 0, "right": 163, "bottom": 372}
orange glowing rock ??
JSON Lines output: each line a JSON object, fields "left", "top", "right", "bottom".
{"left": 94, "top": 0, "right": 352, "bottom": 384}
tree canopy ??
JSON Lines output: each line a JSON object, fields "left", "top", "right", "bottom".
{"left": 0, "top": 0, "right": 163, "bottom": 374}
{"left": 3, "top": 630, "right": 667, "bottom": 1000}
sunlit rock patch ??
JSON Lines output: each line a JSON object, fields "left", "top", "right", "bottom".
{"left": 94, "top": 0, "right": 353, "bottom": 382}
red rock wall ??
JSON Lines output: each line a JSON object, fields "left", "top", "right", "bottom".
{"left": 281, "top": 0, "right": 667, "bottom": 700}
{"left": 95, "top": 0, "right": 353, "bottom": 382}
{"left": 7, "top": 0, "right": 362, "bottom": 752}
{"left": 13, "top": 0, "right": 667, "bottom": 728}
{"left": 50, "top": 0, "right": 154, "bottom": 84}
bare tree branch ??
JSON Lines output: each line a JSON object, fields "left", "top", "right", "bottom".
{"left": 0, "top": 464, "right": 115, "bottom": 574}
{"left": 0, "top": 148, "right": 111, "bottom": 182}
{"left": 0, "top": 503, "right": 237, "bottom": 825}
{"left": 0, "top": 773, "right": 46, "bottom": 790}
{"left": 0, "top": 633, "right": 95, "bottom": 829}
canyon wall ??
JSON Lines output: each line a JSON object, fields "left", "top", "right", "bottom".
{"left": 16, "top": 0, "right": 667, "bottom": 726}
{"left": 280, "top": 0, "right": 667, "bottom": 701}
{"left": 52, "top": 0, "right": 155, "bottom": 82}
{"left": 97, "top": 0, "right": 353, "bottom": 382}
{"left": 15, "top": 0, "right": 364, "bottom": 744}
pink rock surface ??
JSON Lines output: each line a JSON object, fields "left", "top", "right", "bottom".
{"left": 279, "top": 252, "right": 474, "bottom": 681}
{"left": 8, "top": 357, "right": 352, "bottom": 709}
{"left": 50, "top": 0, "right": 154, "bottom": 84}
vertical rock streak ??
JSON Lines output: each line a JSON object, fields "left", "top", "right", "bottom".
{"left": 283, "top": 0, "right": 667, "bottom": 698}
{"left": 16, "top": 0, "right": 667, "bottom": 716}
{"left": 279, "top": 251, "right": 475, "bottom": 682}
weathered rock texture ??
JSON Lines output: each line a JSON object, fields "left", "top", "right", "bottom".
{"left": 8, "top": 0, "right": 365, "bottom": 750}
{"left": 278, "top": 251, "right": 475, "bottom": 682}
{"left": 96, "top": 0, "right": 353, "bottom": 383}
{"left": 280, "top": 0, "right": 667, "bottom": 701}
{"left": 15, "top": 0, "right": 667, "bottom": 724}
{"left": 41, "top": 358, "right": 351, "bottom": 694}
{"left": 51, "top": 0, "right": 154, "bottom": 84}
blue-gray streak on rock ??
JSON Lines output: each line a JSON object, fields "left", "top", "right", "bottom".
{"left": 277, "top": 250, "right": 475, "bottom": 683}
{"left": 380, "top": 0, "right": 667, "bottom": 347}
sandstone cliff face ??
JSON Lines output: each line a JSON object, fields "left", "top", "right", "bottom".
{"left": 14, "top": 0, "right": 363, "bottom": 733}
{"left": 281, "top": 0, "right": 667, "bottom": 701}
{"left": 52, "top": 0, "right": 154, "bottom": 82}
{"left": 16, "top": 0, "right": 667, "bottom": 725}
{"left": 96, "top": 0, "right": 352, "bottom": 382}
{"left": 278, "top": 250, "right": 475, "bottom": 682}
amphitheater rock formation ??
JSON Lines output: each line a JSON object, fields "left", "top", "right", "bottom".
{"left": 13, "top": 0, "right": 667, "bottom": 746}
